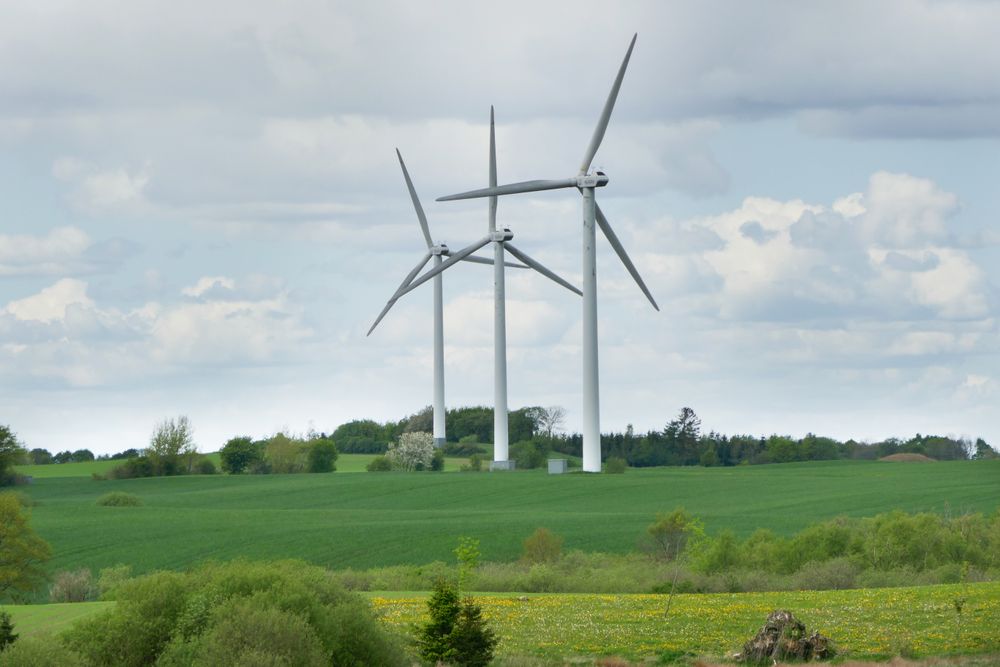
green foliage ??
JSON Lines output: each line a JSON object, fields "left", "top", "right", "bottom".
{"left": 195, "top": 458, "right": 217, "bottom": 475}
{"left": 511, "top": 440, "right": 547, "bottom": 469}
{"left": 417, "top": 580, "right": 497, "bottom": 666}
{"left": 95, "top": 492, "right": 142, "bottom": 507}
{"left": 107, "top": 456, "right": 155, "bottom": 480}
{"left": 306, "top": 438, "right": 338, "bottom": 473}
{"left": 332, "top": 419, "right": 393, "bottom": 454}
{"left": 455, "top": 537, "right": 481, "bottom": 590}
{"left": 48, "top": 569, "right": 96, "bottom": 603}
{"left": 0, "top": 634, "right": 86, "bottom": 666}
{"left": 62, "top": 560, "right": 407, "bottom": 667}
{"left": 0, "top": 426, "right": 26, "bottom": 487}
{"left": 219, "top": 437, "right": 262, "bottom": 474}
{"left": 522, "top": 527, "right": 563, "bottom": 564}
{"left": 146, "top": 416, "right": 196, "bottom": 476}
{"left": 605, "top": 457, "right": 627, "bottom": 473}
{"left": 0, "top": 611, "right": 16, "bottom": 652}
{"left": 263, "top": 433, "right": 307, "bottom": 474}
{"left": 445, "top": 598, "right": 497, "bottom": 667}
{"left": 0, "top": 493, "right": 51, "bottom": 599}
{"left": 430, "top": 448, "right": 445, "bottom": 472}
{"left": 158, "top": 600, "right": 328, "bottom": 667}
{"left": 27, "top": 449, "right": 52, "bottom": 465}
{"left": 647, "top": 508, "right": 704, "bottom": 561}
{"left": 418, "top": 579, "right": 461, "bottom": 663}
{"left": 366, "top": 455, "right": 392, "bottom": 472}
{"left": 461, "top": 454, "right": 484, "bottom": 472}
{"left": 96, "top": 564, "right": 133, "bottom": 600}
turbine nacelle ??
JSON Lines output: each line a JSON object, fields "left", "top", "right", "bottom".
{"left": 489, "top": 228, "right": 514, "bottom": 242}
{"left": 577, "top": 172, "right": 608, "bottom": 189}
{"left": 431, "top": 243, "right": 449, "bottom": 256}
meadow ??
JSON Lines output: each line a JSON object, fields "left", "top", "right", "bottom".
{"left": 7, "top": 582, "right": 998, "bottom": 662}
{"left": 17, "top": 459, "right": 1000, "bottom": 577}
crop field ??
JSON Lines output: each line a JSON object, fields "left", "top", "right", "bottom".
{"left": 16, "top": 459, "right": 999, "bottom": 578}
{"left": 6, "top": 583, "right": 998, "bottom": 662}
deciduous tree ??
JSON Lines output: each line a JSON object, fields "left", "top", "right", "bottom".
{"left": 0, "top": 493, "right": 51, "bottom": 598}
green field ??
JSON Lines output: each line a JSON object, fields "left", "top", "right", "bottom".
{"left": 7, "top": 582, "right": 999, "bottom": 661}
{"left": 16, "top": 460, "right": 1000, "bottom": 578}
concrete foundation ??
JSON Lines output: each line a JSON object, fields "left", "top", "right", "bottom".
{"left": 489, "top": 460, "right": 516, "bottom": 471}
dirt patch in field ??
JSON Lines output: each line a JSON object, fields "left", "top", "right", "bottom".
{"left": 879, "top": 453, "right": 936, "bottom": 462}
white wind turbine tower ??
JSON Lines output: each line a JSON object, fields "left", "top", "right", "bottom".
{"left": 367, "top": 149, "right": 527, "bottom": 446}
{"left": 435, "top": 34, "right": 659, "bottom": 472}
{"left": 393, "top": 108, "right": 582, "bottom": 467}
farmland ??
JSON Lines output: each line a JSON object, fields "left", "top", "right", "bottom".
{"left": 7, "top": 583, "right": 999, "bottom": 662}
{"left": 16, "top": 459, "right": 1000, "bottom": 576}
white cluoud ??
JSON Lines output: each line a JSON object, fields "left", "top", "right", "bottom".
{"left": 434, "top": 34, "right": 659, "bottom": 472}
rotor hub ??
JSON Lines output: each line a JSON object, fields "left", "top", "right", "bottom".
{"left": 490, "top": 228, "right": 513, "bottom": 242}
{"left": 431, "top": 244, "right": 448, "bottom": 256}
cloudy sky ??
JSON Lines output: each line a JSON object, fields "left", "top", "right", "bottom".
{"left": 2, "top": 1, "right": 998, "bottom": 455}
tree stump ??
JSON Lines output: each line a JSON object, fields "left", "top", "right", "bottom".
{"left": 735, "top": 610, "right": 835, "bottom": 664}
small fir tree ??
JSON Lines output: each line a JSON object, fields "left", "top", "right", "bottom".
{"left": 417, "top": 579, "right": 461, "bottom": 663}
{"left": 0, "top": 611, "right": 17, "bottom": 650}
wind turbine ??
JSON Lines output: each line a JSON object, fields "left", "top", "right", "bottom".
{"left": 367, "top": 149, "right": 527, "bottom": 446}
{"left": 434, "top": 34, "right": 659, "bottom": 472}
{"left": 392, "top": 108, "right": 582, "bottom": 468}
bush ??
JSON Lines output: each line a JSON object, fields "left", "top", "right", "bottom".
{"left": 430, "top": 448, "right": 445, "bottom": 472}
{"left": 158, "top": 600, "right": 328, "bottom": 667}
{"left": 387, "top": 432, "right": 434, "bottom": 471}
{"left": 443, "top": 440, "right": 487, "bottom": 457}
{"left": 263, "top": 433, "right": 307, "bottom": 474}
{"left": 366, "top": 455, "right": 392, "bottom": 472}
{"left": 63, "top": 560, "right": 407, "bottom": 667}
{"left": 196, "top": 458, "right": 217, "bottom": 475}
{"left": 49, "top": 569, "right": 97, "bottom": 603}
{"left": 605, "top": 457, "right": 627, "bottom": 473}
{"left": 97, "top": 564, "right": 133, "bottom": 600}
{"left": 96, "top": 492, "right": 142, "bottom": 507}
{"left": 511, "top": 441, "right": 546, "bottom": 469}
{"left": 307, "top": 438, "right": 338, "bottom": 473}
{"left": 219, "top": 437, "right": 262, "bottom": 474}
{"left": 107, "top": 456, "right": 155, "bottom": 480}
{"left": 522, "top": 528, "right": 564, "bottom": 564}
{"left": 461, "top": 454, "right": 484, "bottom": 472}
{"left": 0, "top": 635, "right": 85, "bottom": 666}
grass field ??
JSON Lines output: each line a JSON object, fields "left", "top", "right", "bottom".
{"left": 15, "top": 459, "right": 999, "bottom": 579}
{"left": 373, "top": 582, "right": 1000, "bottom": 660}
{"left": 3, "top": 601, "right": 113, "bottom": 638}
{"left": 6, "top": 582, "right": 998, "bottom": 661}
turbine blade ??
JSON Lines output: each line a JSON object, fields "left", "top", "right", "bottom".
{"left": 595, "top": 203, "right": 659, "bottom": 311}
{"left": 489, "top": 106, "right": 498, "bottom": 231}
{"left": 397, "top": 236, "right": 493, "bottom": 298}
{"left": 367, "top": 251, "right": 433, "bottom": 336}
{"left": 397, "top": 149, "right": 433, "bottom": 248}
{"left": 579, "top": 33, "right": 637, "bottom": 176}
{"left": 437, "top": 178, "right": 577, "bottom": 202}
{"left": 504, "top": 243, "right": 582, "bottom": 296}
{"left": 460, "top": 255, "right": 529, "bottom": 269}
